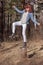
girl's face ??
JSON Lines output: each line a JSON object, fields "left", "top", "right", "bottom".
{"left": 24, "top": 4, "right": 29, "bottom": 12}
{"left": 25, "top": 7, "right": 29, "bottom": 11}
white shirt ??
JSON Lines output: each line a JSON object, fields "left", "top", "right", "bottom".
{"left": 20, "top": 12, "right": 29, "bottom": 24}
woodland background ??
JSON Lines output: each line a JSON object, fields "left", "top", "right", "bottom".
{"left": 0, "top": 0, "right": 43, "bottom": 65}
{"left": 0, "top": 0, "right": 43, "bottom": 41}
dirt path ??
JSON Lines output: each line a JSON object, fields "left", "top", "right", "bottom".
{"left": 0, "top": 39, "right": 43, "bottom": 65}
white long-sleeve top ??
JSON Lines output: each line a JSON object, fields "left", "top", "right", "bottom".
{"left": 20, "top": 12, "right": 29, "bottom": 24}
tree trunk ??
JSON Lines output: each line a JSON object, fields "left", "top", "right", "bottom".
{"left": 0, "top": 1, "right": 4, "bottom": 42}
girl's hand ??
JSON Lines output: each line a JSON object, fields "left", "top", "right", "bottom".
{"left": 12, "top": 5, "right": 15, "bottom": 9}
{"left": 38, "top": 23, "right": 40, "bottom": 26}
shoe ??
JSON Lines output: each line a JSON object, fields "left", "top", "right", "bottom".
{"left": 9, "top": 34, "right": 14, "bottom": 38}
{"left": 9, "top": 34, "right": 15, "bottom": 39}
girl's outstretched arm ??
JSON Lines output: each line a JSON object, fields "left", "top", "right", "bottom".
{"left": 12, "top": 6, "right": 25, "bottom": 13}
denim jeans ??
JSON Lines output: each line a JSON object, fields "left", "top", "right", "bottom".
{"left": 12, "top": 21, "right": 27, "bottom": 42}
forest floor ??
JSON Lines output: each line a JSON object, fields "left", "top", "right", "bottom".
{"left": 0, "top": 37, "right": 43, "bottom": 65}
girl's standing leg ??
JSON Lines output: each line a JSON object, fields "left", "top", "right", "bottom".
{"left": 22, "top": 24, "right": 27, "bottom": 47}
{"left": 22, "top": 24, "right": 27, "bottom": 57}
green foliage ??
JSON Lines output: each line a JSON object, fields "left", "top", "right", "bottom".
{"left": 4, "top": 0, "right": 14, "bottom": 14}
{"left": 4, "top": 0, "right": 23, "bottom": 21}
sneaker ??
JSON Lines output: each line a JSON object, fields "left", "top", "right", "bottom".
{"left": 9, "top": 34, "right": 14, "bottom": 38}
